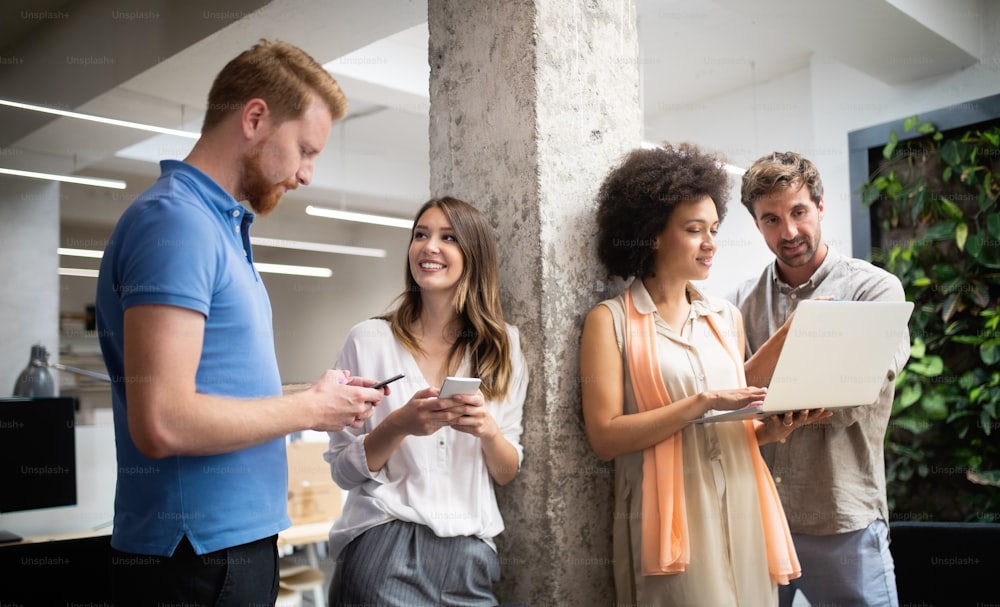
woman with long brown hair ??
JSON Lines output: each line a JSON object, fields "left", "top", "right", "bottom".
{"left": 325, "top": 196, "right": 528, "bottom": 606}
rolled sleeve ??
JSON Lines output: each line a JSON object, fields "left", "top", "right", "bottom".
{"left": 325, "top": 430, "right": 382, "bottom": 490}
{"left": 497, "top": 327, "right": 529, "bottom": 468}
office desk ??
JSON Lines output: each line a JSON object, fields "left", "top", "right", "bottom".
{"left": 283, "top": 440, "right": 340, "bottom": 607}
{"left": 278, "top": 520, "right": 334, "bottom": 607}
{"left": 278, "top": 520, "right": 332, "bottom": 554}
{"left": 16, "top": 526, "right": 113, "bottom": 543}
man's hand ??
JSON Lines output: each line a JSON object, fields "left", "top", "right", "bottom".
{"left": 308, "top": 369, "right": 382, "bottom": 431}
{"left": 757, "top": 408, "right": 833, "bottom": 445}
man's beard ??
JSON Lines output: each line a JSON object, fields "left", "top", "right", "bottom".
{"left": 238, "top": 143, "right": 297, "bottom": 216}
{"left": 776, "top": 233, "right": 821, "bottom": 269}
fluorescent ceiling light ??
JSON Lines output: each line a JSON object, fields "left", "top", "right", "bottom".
{"left": 58, "top": 260, "right": 332, "bottom": 279}
{"left": 57, "top": 237, "right": 381, "bottom": 261}
{"left": 254, "top": 262, "right": 332, "bottom": 278}
{"left": 58, "top": 247, "right": 104, "bottom": 259}
{"left": 59, "top": 268, "right": 100, "bottom": 278}
{"left": 250, "top": 236, "right": 386, "bottom": 258}
{"left": 58, "top": 243, "right": 339, "bottom": 279}
{"left": 0, "top": 98, "right": 200, "bottom": 139}
{"left": 0, "top": 167, "right": 126, "bottom": 189}
{"left": 305, "top": 205, "right": 413, "bottom": 229}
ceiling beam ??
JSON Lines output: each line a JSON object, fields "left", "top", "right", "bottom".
{"left": 0, "top": 0, "right": 271, "bottom": 146}
{"left": 714, "top": 0, "right": 978, "bottom": 85}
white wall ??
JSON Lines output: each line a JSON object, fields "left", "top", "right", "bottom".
{"left": 647, "top": 1, "right": 1000, "bottom": 298}
{"left": 1, "top": 179, "right": 60, "bottom": 393}
{"left": 649, "top": 68, "right": 818, "bottom": 297}
{"left": 262, "top": 226, "right": 410, "bottom": 382}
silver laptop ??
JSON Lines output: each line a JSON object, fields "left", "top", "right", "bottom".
{"left": 690, "top": 299, "right": 913, "bottom": 424}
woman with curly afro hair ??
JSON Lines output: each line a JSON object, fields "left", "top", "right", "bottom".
{"left": 580, "top": 142, "right": 827, "bottom": 606}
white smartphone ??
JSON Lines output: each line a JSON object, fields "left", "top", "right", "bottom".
{"left": 438, "top": 376, "right": 482, "bottom": 398}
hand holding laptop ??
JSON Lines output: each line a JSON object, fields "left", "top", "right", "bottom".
{"left": 757, "top": 408, "right": 833, "bottom": 443}
{"left": 692, "top": 300, "right": 914, "bottom": 424}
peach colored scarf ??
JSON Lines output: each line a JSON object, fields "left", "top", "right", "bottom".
{"left": 624, "top": 287, "right": 801, "bottom": 584}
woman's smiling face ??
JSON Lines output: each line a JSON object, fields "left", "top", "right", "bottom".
{"left": 652, "top": 195, "right": 719, "bottom": 282}
{"left": 409, "top": 206, "right": 465, "bottom": 295}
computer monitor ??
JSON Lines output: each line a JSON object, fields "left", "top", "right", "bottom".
{"left": 0, "top": 397, "right": 78, "bottom": 541}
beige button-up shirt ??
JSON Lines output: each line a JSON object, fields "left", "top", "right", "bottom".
{"left": 730, "top": 248, "right": 911, "bottom": 534}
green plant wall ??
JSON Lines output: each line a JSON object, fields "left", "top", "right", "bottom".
{"left": 862, "top": 116, "right": 1000, "bottom": 522}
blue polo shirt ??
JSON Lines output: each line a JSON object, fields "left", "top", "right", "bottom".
{"left": 96, "top": 160, "right": 290, "bottom": 556}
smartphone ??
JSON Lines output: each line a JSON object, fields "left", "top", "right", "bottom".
{"left": 438, "top": 376, "right": 482, "bottom": 398}
{"left": 371, "top": 373, "right": 405, "bottom": 390}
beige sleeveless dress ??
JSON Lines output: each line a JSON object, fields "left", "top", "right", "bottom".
{"left": 603, "top": 280, "right": 777, "bottom": 607}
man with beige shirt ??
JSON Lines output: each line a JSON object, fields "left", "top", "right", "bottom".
{"left": 730, "top": 151, "right": 910, "bottom": 607}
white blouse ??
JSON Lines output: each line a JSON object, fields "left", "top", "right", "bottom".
{"left": 325, "top": 318, "right": 528, "bottom": 559}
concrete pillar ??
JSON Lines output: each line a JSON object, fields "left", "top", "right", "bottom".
{"left": 0, "top": 179, "right": 60, "bottom": 395}
{"left": 428, "top": 2, "right": 641, "bottom": 604}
